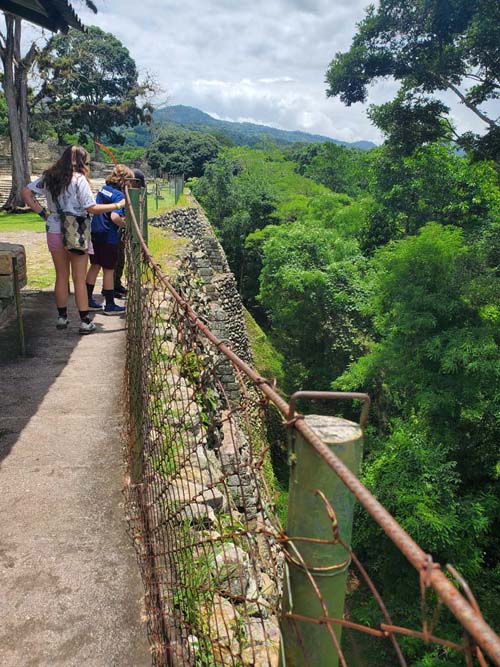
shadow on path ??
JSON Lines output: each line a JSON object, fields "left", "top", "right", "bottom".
{"left": 0, "top": 289, "right": 150, "bottom": 666}
{"left": 0, "top": 291, "right": 82, "bottom": 464}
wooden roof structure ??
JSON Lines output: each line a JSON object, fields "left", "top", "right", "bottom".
{"left": 0, "top": 0, "right": 85, "bottom": 32}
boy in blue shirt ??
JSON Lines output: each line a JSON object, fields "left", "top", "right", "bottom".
{"left": 86, "top": 164, "right": 134, "bottom": 315}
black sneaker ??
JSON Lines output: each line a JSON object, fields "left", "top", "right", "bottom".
{"left": 114, "top": 284, "right": 128, "bottom": 298}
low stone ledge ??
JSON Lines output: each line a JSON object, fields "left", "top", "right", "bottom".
{"left": 0, "top": 242, "right": 27, "bottom": 329}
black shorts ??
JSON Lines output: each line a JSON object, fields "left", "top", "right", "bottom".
{"left": 90, "top": 242, "right": 118, "bottom": 270}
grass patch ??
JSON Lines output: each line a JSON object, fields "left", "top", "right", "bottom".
{"left": 0, "top": 211, "right": 54, "bottom": 289}
{"left": 244, "top": 309, "right": 285, "bottom": 386}
{"left": 147, "top": 189, "right": 175, "bottom": 215}
{"left": 147, "top": 225, "right": 188, "bottom": 273}
{"left": 25, "top": 260, "right": 54, "bottom": 289}
{"left": 147, "top": 183, "right": 190, "bottom": 216}
{"left": 0, "top": 210, "right": 45, "bottom": 233}
{"left": 175, "top": 191, "right": 189, "bottom": 207}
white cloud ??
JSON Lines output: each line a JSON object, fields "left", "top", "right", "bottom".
{"left": 65, "top": 1, "right": 499, "bottom": 144}
{"left": 258, "top": 77, "right": 295, "bottom": 84}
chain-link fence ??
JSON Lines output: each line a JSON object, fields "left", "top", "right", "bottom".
{"left": 123, "top": 188, "right": 500, "bottom": 667}
{"left": 148, "top": 175, "right": 184, "bottom": 212}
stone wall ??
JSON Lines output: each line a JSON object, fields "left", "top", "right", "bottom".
{"left": 0, "top": 243, "right": 27, "bottom": 328}
{"left": 0, "top": 138, "right": 62, "bottom": 174}
{"left": 142, "top": 203, "right": 282, "bottom": 664}
{"left": 150, "top": 205, "right": 253, "bottom": 403}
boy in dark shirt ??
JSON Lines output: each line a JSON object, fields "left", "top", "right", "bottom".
{"left": 86, "top": 164, "right": 134, "bottom": 315}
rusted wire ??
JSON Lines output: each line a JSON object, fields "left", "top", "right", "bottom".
{"left": 123, "top": 188, "right": 500, "bottom": 667}
{"left": 314, "top": 490, "right": 407, "bottom": 667}
{"left": 379, "top": 624, "right": 465, "bottom": 652}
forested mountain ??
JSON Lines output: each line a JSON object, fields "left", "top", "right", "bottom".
{"left": 126, "top": 104, "right": 376, "bottom": 149}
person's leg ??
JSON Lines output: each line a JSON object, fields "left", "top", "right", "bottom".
{"left": 101, "top": 244, "right": 125, "bottom": 316}
{"left": 86, "top": 259, "right": 102, "bottom": 310}
{"left": 70, "top": 253, "right": 97, "bottom": 334}
{"left": 50, "top": 248, "right": 71, "bottom": 329}
{"left": 69, "top": 252, "right": 90, "bottom": 314}
{"left": 102, "top": 266, "right": 114, "bottom": 291}
{"left": 51, "top": 249, "right": 70, "bottom": 307}
{"left": 102, "top": 267, "right": 125, "bottom": 315}
{"left": 86, "top": 262, "right": 100, "bottom": 289}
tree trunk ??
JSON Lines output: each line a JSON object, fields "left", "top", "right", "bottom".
{"left": 0, "top": 16, "right": 38, "bottom": 210}
{"left": 93, "top": 136, "right": 101, "bottom": 162}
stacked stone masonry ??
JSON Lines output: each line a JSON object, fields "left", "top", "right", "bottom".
{"left": 0, "top": 137, "right": 62, "bottom": 175}
{"left": 150, "top": 205, "right": 254, "bottom": 403}
{"left": 143, "top": 204, "right": 282, "bottom": 665}
{"left": 0, "top": 242, "right": 26, "bottom": 328}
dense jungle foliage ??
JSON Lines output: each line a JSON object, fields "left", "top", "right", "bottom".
{"left": 191, "top": 136, "right": 500, "bottom": 664}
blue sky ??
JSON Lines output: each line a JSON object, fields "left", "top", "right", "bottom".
{"left": 28, "top": 1, "right": 499, "bottom": 143}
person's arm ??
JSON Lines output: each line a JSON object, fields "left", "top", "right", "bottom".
{"left": 21, "top": 186, "right": 49, "bottom": 221}
{"left": 76, "top": 174, "right": 125, "bottom": 215}
{"left": 110, "top": 211, "right": 126, "bottom": 228}
{"left": 86, "top": 199, "right": 125, "bottom": 215}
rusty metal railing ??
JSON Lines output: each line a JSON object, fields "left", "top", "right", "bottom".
{"left": 123, "top": 187, "right": 500, "bottom": 667}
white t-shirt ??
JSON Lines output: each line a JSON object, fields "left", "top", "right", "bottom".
{"left": 28, "top": 173, "right": 96, "bottom": 234}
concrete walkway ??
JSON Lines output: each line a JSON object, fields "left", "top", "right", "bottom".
{"left": 0, "top": 291, "right": 150, "bottom": 666}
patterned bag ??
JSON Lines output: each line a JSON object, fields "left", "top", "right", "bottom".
{"left": 56, "top": 199, "right": 91, "bottom": 254}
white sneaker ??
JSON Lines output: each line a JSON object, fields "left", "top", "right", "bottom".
{"left": 56, "top": 316, "right": 69, "bottom": 330}
{"left": 79, "top": 319, "right": 96, "bottom": 335}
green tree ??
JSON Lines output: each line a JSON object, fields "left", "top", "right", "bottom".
{"left": 193, "top": 147, "right": 360, "bottom": 320}
{"left": 325, "top": 0, "right": 500, "bottom": 160}
{"left": 218, "top": 185, "right": 275, "bottom": 284}
{"left": 284, "top": 142, "right": 322, "bottom": 175}
{"left": 339, "top": 223, "right": 500, "bottom": 654}
{"left": 194, "top": 154, "right": 276, "bottom": 301}
{"left": 191, "top": 155, "right": 236, "bottom": 225}
{"left": 258, "top": 221, "right": 368, "bottom": 391}
{"left": 368, "top": 92, "right": 452, "bottom": 156}
{"left": 304, "top": 142, "right": 371, "bottom": 196}
{"left": 362, "top": 143, "right": 500, "bottom": 253}
{"left": 36, "top": 26, "right": 152, "bottom": 160}
{"left": 341, "top": 224, "right": 499, "bottom": 438}
{"left": 146, "top": 126, "right": 220, "bottom": 178}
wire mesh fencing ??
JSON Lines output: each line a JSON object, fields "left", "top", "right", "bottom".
{"left": 123, "top": 189, "right": 500, "bottom": 667}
